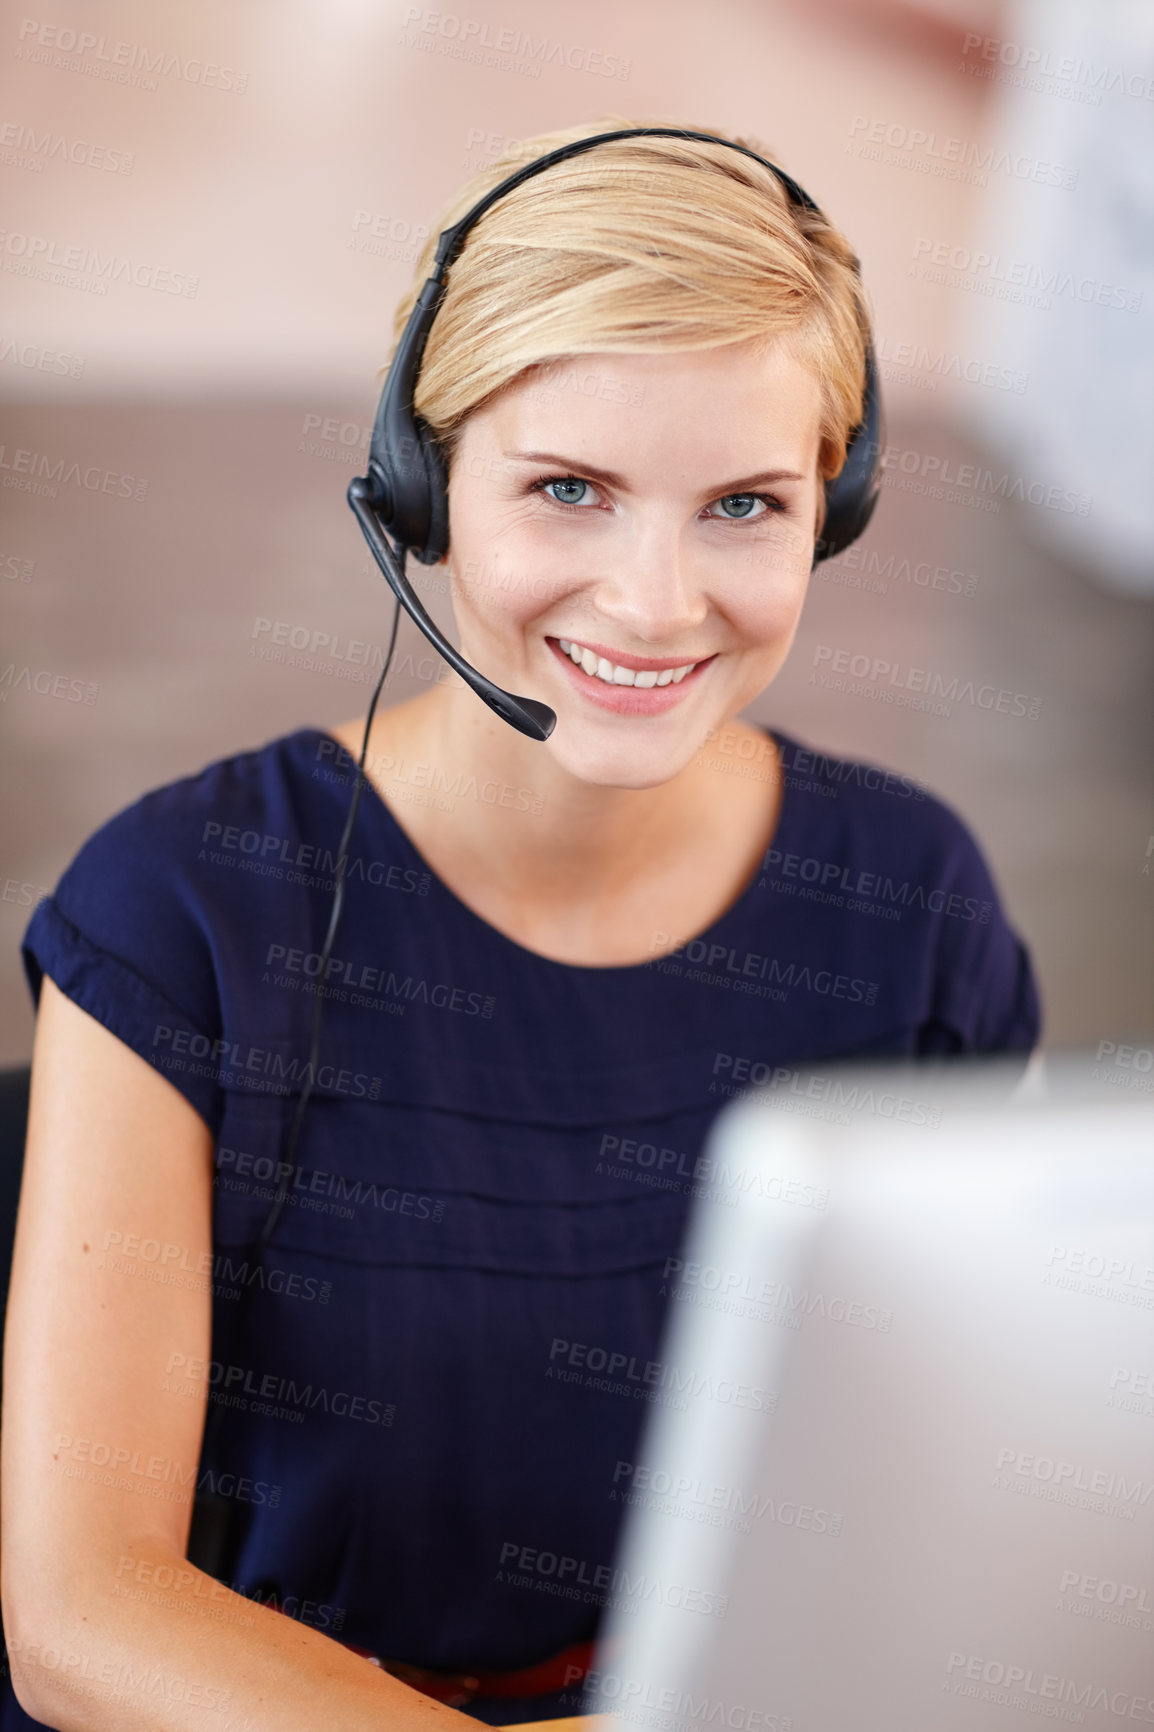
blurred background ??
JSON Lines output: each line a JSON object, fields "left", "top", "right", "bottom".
{"left": 2, "top": 0, "right": 1152, "bottom": 1057}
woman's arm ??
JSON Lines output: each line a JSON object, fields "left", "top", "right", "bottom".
{"left": 1, "top": 977, "right": 474, "bottom": 1731}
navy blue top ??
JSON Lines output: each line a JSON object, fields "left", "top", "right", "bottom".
{"left": 8, "top": 725, "right": 1039, "bottom": 1726}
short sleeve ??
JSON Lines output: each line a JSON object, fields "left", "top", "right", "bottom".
{"left": 21, "top": 785, "right": 226, "bottom": 1140}
{"left": 914, "top": 810, "right": 1042, "bottom": 1058}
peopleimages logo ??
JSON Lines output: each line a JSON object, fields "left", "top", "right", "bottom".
{"left": 875, "top": 333, "right": 1026, "bottom": 394}
{"left": 547, "top": 1336, "right": 777, "bottom": 1414}
{"left": 597, "top": 1132, "right": 831, "bottom": 1207}
{"left": 3, "top": 1637, "right": 234, "bottom": 1714}
{"left": 0, "top": 442, "right": 148, "bottom": 498}
{"left": 149, "top": 1024, "right": 383, "bottom": 1100}
{"left": 611, "top": 1459, "right": 843, "bottom": 1538}
{"left": 496, "top": 1541, "right": 727, "bottom": 1617}
{"left": 0, "top": 336, "right": 84, "bottom": 378}
{"left": 1044, "top": 1243, "right": 1154, "bottom": 1296}
{"left": 912, "top": 236, "right": 1143, "bottom": 314}
{"left": 263, "top": 942, "right": 496, "bottom": 1019}
{"left": 98, "top": 1227, "right": 333, "bottom": 1305}
{"left": 662, "top": 1255, "right": 893, "bottom": 1334}
{"left": 760, "top": 845, "right": 993, "bottom": 924}
{"left": 165, "top": 1353, "right": 396, "bottom": 1427}
{"left": 878, "top": 441, "right": 1092, "bottom": 515}
{"left": 811, "top": 644, "right": 1042, "bottom": 721}
{"left": 53, "top": 1433, "right": 282, "bottom": 1504}
{"left": 0, "top": 229, "right": 198, "bottom": 297}
{"left": 199, "top": 818, "right": 431, "bottom": 895}
{"left": 847, "top": 113, "right": 1078, "bottom": 189}
{"left": 398, "top": 7, "right": 632, "bottom": 79}
{"left": 992, "top": 1447, "right": 1153, "bottom": 1524}
{"left": 650, "top": 932, "right": 879, "bottom": 1006}
{"left": 820, "top": 548, "right": 979, "bottom": 601}
{"left": 1058, "top": 1569, "right": 1153, "bottom": 1614}
{"left": 348, "top": 213, "right": 429, "bottom": 264}
{"left": 698, "top": 726, "right": 928, "bottom": 799}
{"left": 216, "top": 1144, "right": 446, "bottom": 1225}
{"left": 0, "top": 663, "right": 97, "bottom": 704}
{"left": 710, "top": 1054, "right": 942, "bottom": 1129}
{"left": 0, "top": 120, "right": 135, "bottom": 174}
{"left": 944, "top": 1652, "right": 1154, "bottom": 1720}
{"left": 15, "top": 18, "right": 249, "bottom": 93}
{"left": 960, "top": 31, "right": 1154, "bottom": 105}
{"left": 568, "top": 1672, "right": 792, "bottom": 1732}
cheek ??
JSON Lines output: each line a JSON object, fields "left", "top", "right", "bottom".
{"left": 450, "top": 566, "right": 549, "bottom": 642}
{"left": 449, "top": 522, "right": 598, "bottom": 639}
{"left": 447, "top": 475, "right": 568, "bottom": 628}
{"left": 727, "top": 560, "right": 811, "bottom": 651}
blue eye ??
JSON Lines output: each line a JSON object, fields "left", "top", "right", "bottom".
{"left": 539, "top": 476, "right": 595, "bottom": 508}
{"left": 530, "top": 475, "right": 786, "bottom": 519}
{"left": 709, "top": 493, "right": 781, "bottom": 520}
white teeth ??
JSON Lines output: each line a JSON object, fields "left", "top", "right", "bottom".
{"left": 557, "top": 638, "right": 698, "bottom": 689}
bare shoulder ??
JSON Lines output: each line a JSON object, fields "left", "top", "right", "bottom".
{"left": 326, "top": 716, "right": 366, "bottom": 759}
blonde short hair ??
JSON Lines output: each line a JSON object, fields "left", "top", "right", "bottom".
{"left": 388, "top": 116, "right": 870, "bottom": 490}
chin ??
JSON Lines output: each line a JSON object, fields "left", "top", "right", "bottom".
{"left": 545, "top": 725, "right": 704, "bottom": 792}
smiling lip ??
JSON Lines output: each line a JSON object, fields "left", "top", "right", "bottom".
{"left": 552, "top": 637, "right": 710, "bottom": 673}
{"left": 546, "top": 636, "right": 715, "bottom": 716}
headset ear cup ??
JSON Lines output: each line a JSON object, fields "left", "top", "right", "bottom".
{"left": 814, "top": 340, "right": 883, "bottom": 564}
{"left": 370, "top": 402, "right": 427, "bottom": 552}
{"left": 414, "top": 425, "right": 450, "bottom": 565}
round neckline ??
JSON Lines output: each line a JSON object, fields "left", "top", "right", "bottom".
{"left": 301, "top": 723, "right": 794, "bottom": 977}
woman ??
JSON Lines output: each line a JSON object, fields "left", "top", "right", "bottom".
{"left": 0, "top": 118, "right": 1039, "bottom": 1731}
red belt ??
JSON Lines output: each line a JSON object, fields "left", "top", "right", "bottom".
{"left": 338, "top": 1624, "right": 597, "bottom": 1709}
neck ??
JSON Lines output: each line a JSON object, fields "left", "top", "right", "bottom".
{"left": 359, "top": 681, "right": 715, "bottom": 901}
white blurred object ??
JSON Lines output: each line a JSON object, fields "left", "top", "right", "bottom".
{"left": 959, "top": 0, "right": 1154, "bottom": 594}
{"left": 587, "top": 1065, "right": 1154, "bottom": 1731}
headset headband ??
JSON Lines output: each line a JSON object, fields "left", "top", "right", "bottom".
{"left": 358, "top": 125, "right": 882, "bottom": 568}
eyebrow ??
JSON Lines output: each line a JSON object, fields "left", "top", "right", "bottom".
{"left": 503, "top": 450, "right": 807, "bottom": 495}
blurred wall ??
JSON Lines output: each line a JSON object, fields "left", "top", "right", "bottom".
{"left": 2, "top": 0, "right": 998, "bottom": 399}
{"left": 3, "top": 0, "right": 1152, "bottom": 1060}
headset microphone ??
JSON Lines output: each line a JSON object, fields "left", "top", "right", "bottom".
{"left": 347, "top": 477, "right": 556, "bottom": 742}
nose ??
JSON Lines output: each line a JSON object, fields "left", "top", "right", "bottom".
{"left": 585, "top": 514, "right": 709, "bottom": 647}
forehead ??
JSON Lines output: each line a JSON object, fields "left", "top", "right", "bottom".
{"left": 468, "top": 340, "right": 824, "bottom": 479}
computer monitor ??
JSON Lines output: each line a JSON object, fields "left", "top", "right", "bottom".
{"left": 579, "top": 1063, "right": 1154, "bottom": 1732}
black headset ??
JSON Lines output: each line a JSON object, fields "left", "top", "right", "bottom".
{"left": 348, "top": 124, "right": 884, "bottom": 745}
{"left": 188, "top": 128, "right": 883, "bottom": 1580}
